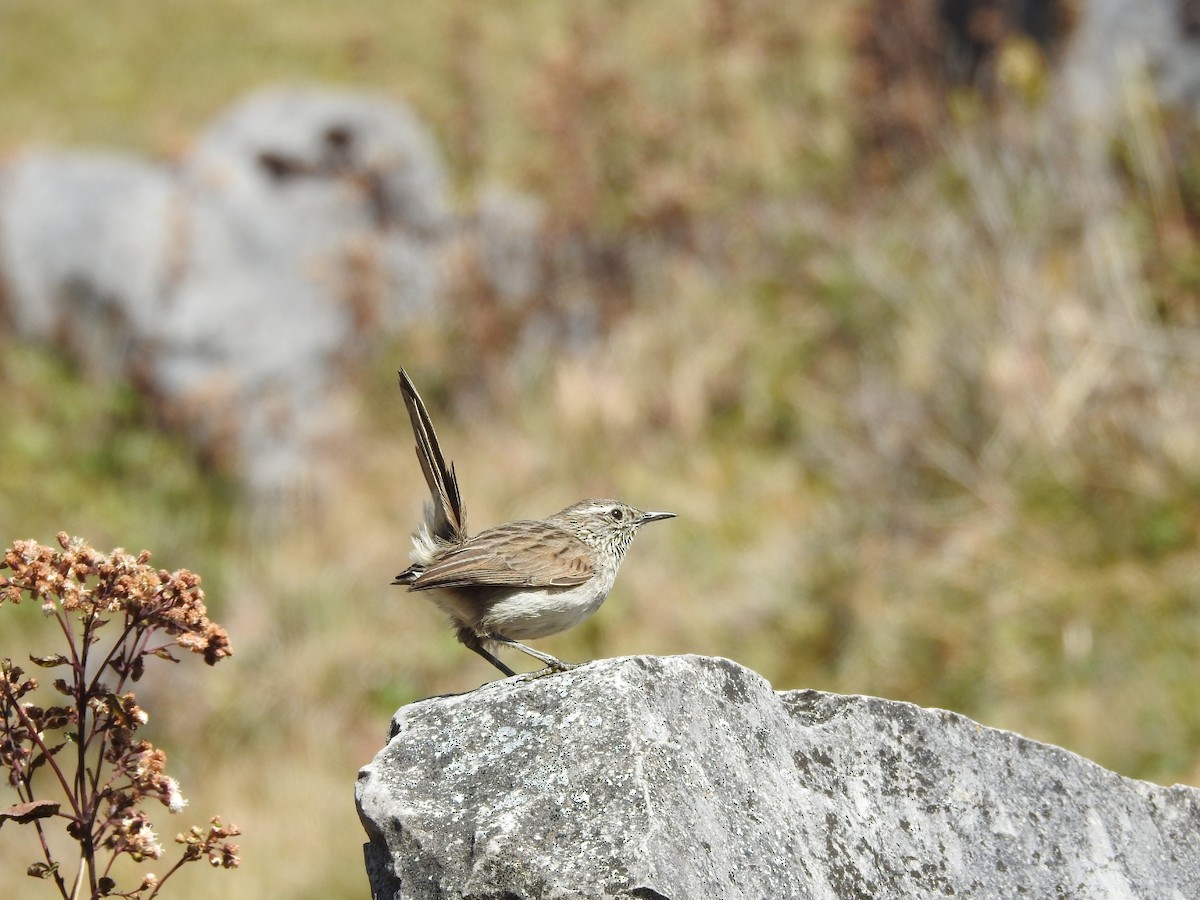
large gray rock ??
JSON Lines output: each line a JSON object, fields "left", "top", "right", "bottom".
{"left": 159, "top": 85, "right": 449, "bottom": 490}
{"left": 356, "top": 655, "right": 1200, "bottom": 900}
{"left": 0, "top": 86, "right": 449, "bottom": 493}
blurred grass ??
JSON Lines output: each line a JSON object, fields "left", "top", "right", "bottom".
{"left": 0, "top": 0, "right": 450, "bottom": 154}
{"left": 4, "top": 1, "right": 1200, "bottom": 898}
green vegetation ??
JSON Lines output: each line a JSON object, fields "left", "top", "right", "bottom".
{"left": 3, "top": 2, "right": 1200, "bottom": 898}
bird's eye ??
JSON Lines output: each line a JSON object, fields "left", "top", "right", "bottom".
{"left": 610, "top": 508, "right": 624, "bottom": 521}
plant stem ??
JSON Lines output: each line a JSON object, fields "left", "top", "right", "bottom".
{"left": 0, "top": 675, "right": 70, "bottom": 897}
{"left": 89, "top": 615, "right": 141, "bottom": 701}
{"left": 0, "top": 677, "right": 81, "bottom": 819}
{"left": 69, "top": 855, "right": 89, "bottom": 900}
{"left": 34, "top": 816, "right": 70, "bottom": 899}
{"left": 145, "top": 853, "right": 190, "bottom": 900}
{"left": 75, "top": 611, "right": 98, "bottom": 900}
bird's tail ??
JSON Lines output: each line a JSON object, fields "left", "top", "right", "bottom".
{"left": 398, "top": 369, "right": 466, "bottom": 562}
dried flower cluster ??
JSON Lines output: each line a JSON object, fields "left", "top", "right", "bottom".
{"left": 0, "top": 533, "right": 231, "bottom": 665}
{"left": 0, "top": 534, "right": 239, "bottom": 900}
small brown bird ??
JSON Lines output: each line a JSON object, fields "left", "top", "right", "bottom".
{"left": 393, "top": 368, "right": 674, "bottom": 677}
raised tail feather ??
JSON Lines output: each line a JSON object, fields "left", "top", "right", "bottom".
{"left": 398, "top": 368, "right": 466, "bottom": 547}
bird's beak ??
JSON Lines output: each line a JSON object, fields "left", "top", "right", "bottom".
{"left": 637, "top": 510, "right": 676, "bottom": 525}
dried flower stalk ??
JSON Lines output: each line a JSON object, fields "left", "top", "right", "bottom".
{"left": 0, "top": 534, "right": 239, "bottom": 899}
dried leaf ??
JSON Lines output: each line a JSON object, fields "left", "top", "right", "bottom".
{"left": 1, "top": 799, "right": 60, "bottom": 824}
{"left": 39, "top": 707, "right": 73, "bottom": 730}
{"left": 29, "top": 743, "right": 67, "bottom": 773}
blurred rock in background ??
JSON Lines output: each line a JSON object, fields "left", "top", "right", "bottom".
{"left": 1063, "top": 0, "right": 1200, "bottom": 122}
{"left": 0, "top": 152, "right": 179, "bottom": 376}
{"left": 0, "top": 86, "right": 461, "bottom": 495}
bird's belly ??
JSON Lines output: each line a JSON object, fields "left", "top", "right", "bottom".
{"left": 478, "top": 579, "right": 613, "bottom": 640}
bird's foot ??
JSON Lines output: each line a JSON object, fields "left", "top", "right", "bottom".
{"left": 522, "top": 661, "right": 578, "bottom": 680}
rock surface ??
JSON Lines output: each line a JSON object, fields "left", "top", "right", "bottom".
{"left": 357, "top": 655, "right": 1200, "bottom": 900}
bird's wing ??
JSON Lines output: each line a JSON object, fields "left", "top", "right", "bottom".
{"left": 407, "top": 521, "right": 594, "bottom": 590}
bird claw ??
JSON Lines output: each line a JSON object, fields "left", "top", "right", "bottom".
{"left": 519, "top": 661, "right": 577, "bottom": 680}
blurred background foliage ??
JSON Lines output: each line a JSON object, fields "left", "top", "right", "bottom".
{"left": 3, "top": 0, "right": 1200, "bottom": 897}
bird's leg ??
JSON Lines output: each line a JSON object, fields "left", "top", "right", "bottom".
{"left": 458, "top": 629, "right": 518, "bottom": 677}
{"left": 491, "top": 634, "right": 577, "bottom": 672}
